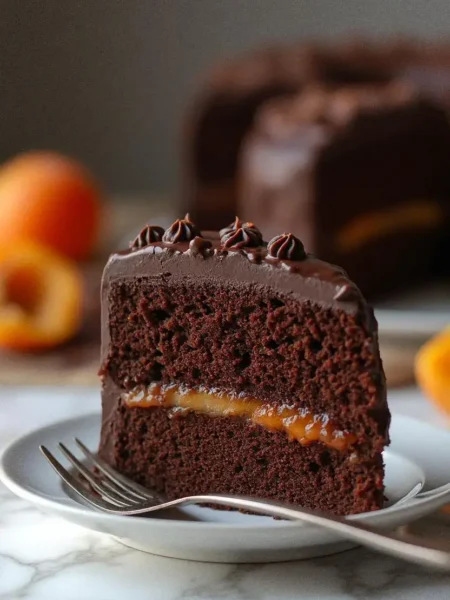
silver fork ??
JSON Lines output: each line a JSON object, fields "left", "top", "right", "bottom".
{"left": 40, "top": 440, "right": 450, "bottom": 571}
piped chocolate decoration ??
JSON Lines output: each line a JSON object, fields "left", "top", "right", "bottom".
{"left": 220, "top": 216, "right": 263, "bottom": 249}
{"left": 219, "top": 216, "right": 243, "bottom": 238}
{"left": 267, "top": 233, "right": 306, "bottom": 261}
{"left": 130, "top": 225, "right": 165, "bottom": 249}
{"left": 189, "top": 236, "right": 213, "bottom": 257}
{"left": 163, "top": 214, "right": 201, "bottom": 244}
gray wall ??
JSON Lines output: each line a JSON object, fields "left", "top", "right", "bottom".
{"left": 0, "top": 1, "right": 448, "bottom": 193}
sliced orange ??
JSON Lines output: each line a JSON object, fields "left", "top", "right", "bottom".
{"left": 0, "top": 242, "right": 83, "bottom": 351}
{"left": 415, "top": 327, "right": 450, "bottom": 415}
{"left": 0, "top": 151, "right": 102, "bottom": 260}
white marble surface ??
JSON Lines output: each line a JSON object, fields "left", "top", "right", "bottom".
{"left": 1, "top": 385, "right": 450, "bottom": 600}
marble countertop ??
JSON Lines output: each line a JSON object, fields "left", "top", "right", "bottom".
{"left": 1, "top": 386, "right": 450, "bottom": 600}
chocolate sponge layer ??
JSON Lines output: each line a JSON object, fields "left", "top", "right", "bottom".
{"left": 100, "top": 386, "right": 384, "bottom": 515}
{"left": 103, "top": 277, "right": 387, "bottom": 449}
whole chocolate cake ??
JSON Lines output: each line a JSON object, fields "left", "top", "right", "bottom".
{"left": 183, "top": 43, "right": 391, "bottom": 231}
{"left": 239, "top": 83, "right": 450, "bottom": 298}
{"left": 182, "top": 39, "right": 450, "bottom": 298}
{"left": 99, "top": 215, "right": 389, "bottom": 515}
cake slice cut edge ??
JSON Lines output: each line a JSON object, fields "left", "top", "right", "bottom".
{"left": 99, "top": 217, "right": 389, "bottom": 516}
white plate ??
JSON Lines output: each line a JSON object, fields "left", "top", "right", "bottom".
{"left": 0, "top": 413, "right": 449, "bottom": 563}
{"left": 375, "top": 282, "right": 450, "bottom": 338}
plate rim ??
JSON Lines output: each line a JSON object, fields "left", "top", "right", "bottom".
{"left": 0, "top": 412, "right": 442, "bottom": 533}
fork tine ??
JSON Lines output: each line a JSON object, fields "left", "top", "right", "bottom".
{"left": 57, "top": 443, "right": 134, "bottom": 507}
{"left": 74, "top": 438, "right": 157, "bottom": 501}
{"left": 40, "top": 445, "right": 123, "bottom": 512}
{"left": 58, "top": 443, "right": 141, "bottom": 505}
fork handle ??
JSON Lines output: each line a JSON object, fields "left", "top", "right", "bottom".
{"left": 175, "top": 494, "right": 450, "bottom": 570}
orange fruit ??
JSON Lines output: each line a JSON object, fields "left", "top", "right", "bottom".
{"left": 0, "top": 151, "right": 102, "bottom": 260}
{"left": 415, "top": 327, "right": 450, "bottom": 415}
{"left": 0, "top": 242, "right": 83, "bottom": 351}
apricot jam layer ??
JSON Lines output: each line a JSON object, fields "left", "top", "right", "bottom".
{"left": 122, "top": 384, "right": 356, "bottom": 451}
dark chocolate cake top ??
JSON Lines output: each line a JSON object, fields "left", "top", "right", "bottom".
{"left": 202, "top": 38, "right": 450, "bottom": 99}
{"left": 204, "top": 41, "right": 393, "bottom": 95}
{"left": 255, "top": 82, "right": 415, "bottom": 138}
{"left": 107, "top": 216, "right": 371, "bottom": 325}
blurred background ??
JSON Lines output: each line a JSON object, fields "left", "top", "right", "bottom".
{"left": 0, "top": 0, "right": 448, "bottom": 407}
{"left": 1, "top": 0, "right": 449, "bottom": 193}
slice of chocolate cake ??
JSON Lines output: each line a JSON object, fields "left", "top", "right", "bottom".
{"left": 99, "top": 215, "right": 389, "bottom": 515}
{"left": 239, "top": 83, "right": 450, "bottom": 298}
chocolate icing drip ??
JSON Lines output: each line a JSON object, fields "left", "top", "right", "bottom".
{"left": 267, "top": 233, "right": 306, "bottom": 261}
{"left": 189, "top": 236, "right": 213, "bottom": 257}
{"left": 220, "top": 216, "right": 263, "bottom": 249}
{"left": 163, "top": 214, "right": 201, "bottom": 244}
{"left": 130, "top": 225, "right": 165, "bottom": 249}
